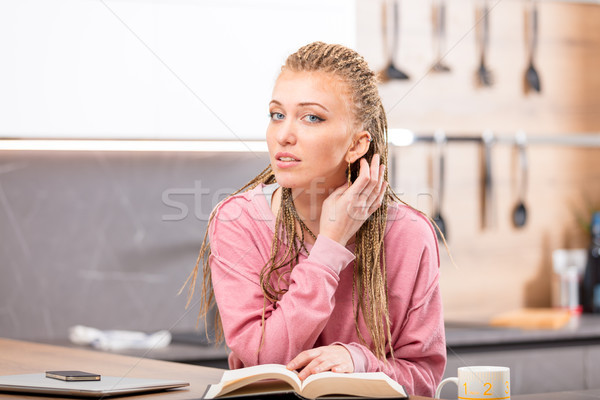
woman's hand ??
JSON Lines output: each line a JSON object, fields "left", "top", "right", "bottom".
{"left": 286, "top": 345, "right": 354, "bottom": 380}
{"left": 319, "top": 154, "right": 387, "bottom": 246}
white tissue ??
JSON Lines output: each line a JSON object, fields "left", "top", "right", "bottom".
{"left": 69, "top": 325, "right": 171, "bottom": 351}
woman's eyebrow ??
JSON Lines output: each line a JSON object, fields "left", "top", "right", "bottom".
{"left": 298, "top": 102, "right": 329, "bottom": 112}
{"left": 269, "top": 100, "right": 329, "bottom": 112}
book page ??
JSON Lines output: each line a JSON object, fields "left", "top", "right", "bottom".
{"left": 301, "top": 372, "right": 407, "bottom": 399}
{"left": 210, "top": 380, "right": 297, "bottom": 398}
{"left": 206, "top": 364, "right": 301, "bottom": 398}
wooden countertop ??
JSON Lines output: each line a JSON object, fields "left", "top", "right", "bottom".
{"left": 0, "top": 337, "right": 223, "bottom": 399}
{"left": 0, "top": 338, "right": 436, "bottom": 400}
{"left": 3, "top": 337, "right": 600, "bottom": 399}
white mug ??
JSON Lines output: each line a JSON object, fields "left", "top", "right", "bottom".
{"left": 435, "top": 366, "right": 510, "bottom": 399}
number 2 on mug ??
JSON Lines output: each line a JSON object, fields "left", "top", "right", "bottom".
{"left": 483, "top": 383, "right": 492, "bottom": 395}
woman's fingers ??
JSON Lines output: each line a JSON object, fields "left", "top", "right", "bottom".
{"left": 297, "top": 358, "right": 333, "bottom": 380}
{"left": 365, "top": 163, "right": 386, "bottom": 207}
{"left": 288, "top": 348, "right": 327, "bottom": 380}
{"left": 332, "top": 362, "right": 353, "bottom": 373}
{"left": 287, "top": 349, "right": 318, "bottom": 371}
{"left": 369, "top": 180, "right": 388, "bottom": 214}
{"left": 348, "top": 157, "right": 371, "bottom": 193}
{"left": 287, "top": 346, "right": 354, "bottom": 380}
{"left": 369, "top": 153, "right": 380, "bottom": 183}
{"left": 350, "top": 155, "right": 385, "bottom": 217}
{"left": 360, "top": 154, "right": 380, "bottom": 192}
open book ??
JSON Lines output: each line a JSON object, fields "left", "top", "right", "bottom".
{"left": 203, "top": 364, "right": 407, "bottom": 399}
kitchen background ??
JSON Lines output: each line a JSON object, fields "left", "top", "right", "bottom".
{"left": 1, "top": 0, "right": 599, "bottom": 367}
{"left": 356, "top": 0, "right": 600, "bottom": 321}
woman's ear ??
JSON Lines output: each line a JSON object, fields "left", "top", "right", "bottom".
{"left": 346, "top": 131, "right": 371, "bottom": 163}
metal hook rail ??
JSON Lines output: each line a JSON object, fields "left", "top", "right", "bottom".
{"left": 388, "top": 129, "right": 600, "bottom": 148}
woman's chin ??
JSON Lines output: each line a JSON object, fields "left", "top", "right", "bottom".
{"left": 272, "top": 171, "right": 302, "bottom": 189}
{"left": 273, "top": 178, "right": 301, "bottom": 189}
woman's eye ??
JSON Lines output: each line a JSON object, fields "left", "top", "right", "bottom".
{"left": 303, "top": 114, "right": 324, "bottom": 123}
{"left": 269, "top": 112, "right": 284, "bottom": 121}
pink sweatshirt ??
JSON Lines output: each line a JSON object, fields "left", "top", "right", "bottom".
{"left": 208, "top": 183, "right": 446, "bottom": 396}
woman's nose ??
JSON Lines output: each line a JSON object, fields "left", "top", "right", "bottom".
{"left": 275, "top": 120, "right": 297, "bottom": 145}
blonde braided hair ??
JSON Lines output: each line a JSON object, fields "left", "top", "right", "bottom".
{"left": 181, "top": 41, "right": 411, "bottom": 361}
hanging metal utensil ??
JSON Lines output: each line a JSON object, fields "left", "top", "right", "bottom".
{"left": 433, "top": 130, "right": 448, "bottom": 240}
{"left": 475, "top": 0, "right": 493, "bottom": 87}
{"left": 381, "top": 0, "right": 410, "bottom": 80}
{"left": 524, "top": 0, "right": 541, "bottom": 93}
{"left": 512, "top": 131, "right": 529, "bottom": 228}
{"left": 431, "top": 0, "right": 451, "bottom": 72}
{"left": 480, "top": 130, "right": 495, "bottom": 229}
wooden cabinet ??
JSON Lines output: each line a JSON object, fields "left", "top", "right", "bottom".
{"left": 585, "top": 346, "right": 600, "bottom": 389}
{"left": 443, "top": 318, "right": 600, "bottom": 397}
{"left": 443, "top": 344, "right": 599, "bottom": 397}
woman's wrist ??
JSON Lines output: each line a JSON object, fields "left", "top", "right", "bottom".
{"left": 318, "top": 230, "right": 348, "bottom": 246}
{"left": 307, "top": 235, "right": 355, "bottom": 274}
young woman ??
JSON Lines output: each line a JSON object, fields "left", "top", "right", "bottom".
{"left": 182, "top": 41, "right": 446, "bottom": 397}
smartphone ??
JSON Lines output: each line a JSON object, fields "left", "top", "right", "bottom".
{"left": 45, "top": 371, "right": 101, "bottom": 381}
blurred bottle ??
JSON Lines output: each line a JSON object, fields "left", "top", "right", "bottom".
{"left": 552, "top": 249, "right": 584, "bottom": 314}
{"left": 582, "top": 212, "right": 600, "bottom": 313}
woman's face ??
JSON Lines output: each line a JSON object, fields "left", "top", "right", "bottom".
{"left": 267, "top": 70, "right": 357, "bottom": 191}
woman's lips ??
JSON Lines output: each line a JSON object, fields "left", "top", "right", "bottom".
{"left": 275, "top": 159, "right": 300, "bottom": 169}
{"left": 274, "top": 152, "right": 301, "bottom": 169}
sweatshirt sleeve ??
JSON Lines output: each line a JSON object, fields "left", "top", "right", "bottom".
{"left": 337, "top": 211, "right": 446, "bottom": 397}
{"left": 208, "top": 197, "right": 356, "bottom": 367}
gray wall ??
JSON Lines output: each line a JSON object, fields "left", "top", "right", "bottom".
{"left": 0, "top": 150, "right": 270, "bottom": 341}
